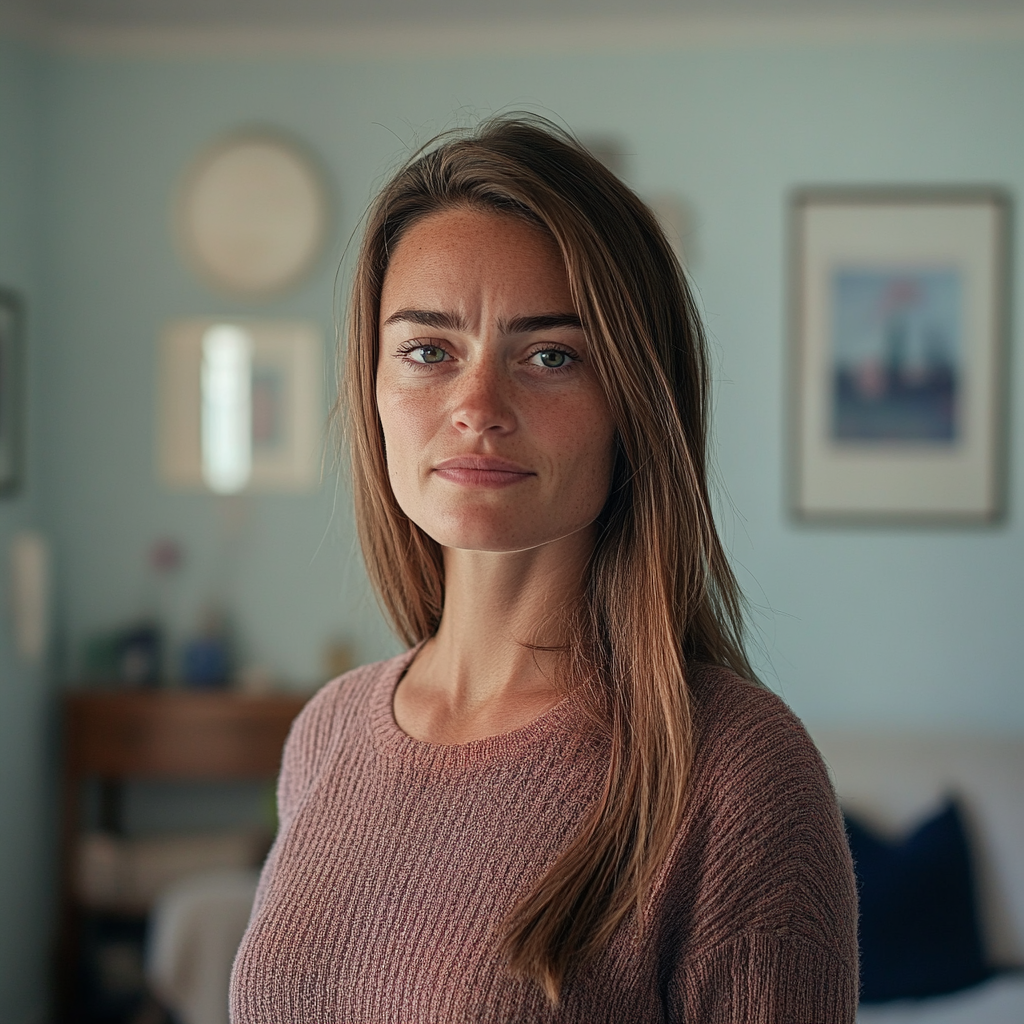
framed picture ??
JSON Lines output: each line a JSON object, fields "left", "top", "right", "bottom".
{"left": 158, "top": 318, "right": 324, "bottom": 493}
{"left": 789, "top": 188, "right": 1010, "bottom": 524}
{"left": 0, "top": 288, "right": 24, "bottom": 495}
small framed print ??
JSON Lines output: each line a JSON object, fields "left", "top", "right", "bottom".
{"left": 0, "top": 288, "right": 24, "bottom": 496}
{"left": 789, "top": 188, "right": 1011, "bottom": 524}
{"left": 158, "top": 318, "right": 324, "bottom": 493}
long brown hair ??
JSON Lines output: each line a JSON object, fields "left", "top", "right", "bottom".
{"left": 343, "top": 114, "right": 754, "bottom": 1002}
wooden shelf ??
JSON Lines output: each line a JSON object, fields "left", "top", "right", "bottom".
{"left": 57, "top": 688, "right": 308, "bottom": 1021}
{"left": 65, "top": 690, "right": 308, "bottom": 779}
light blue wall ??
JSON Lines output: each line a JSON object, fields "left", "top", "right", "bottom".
{"left": 3, "top": 29, "right": 1024, "bottom": 1018}
{"left": 39, "top": 38, "right": 1024, "bottom": 730}
{"left": 0, "top": 37, "right": 53, "bottom": 1024}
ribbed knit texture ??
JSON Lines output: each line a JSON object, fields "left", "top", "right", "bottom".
{"left": 230, "top": 649, "right": 858, "bottom": 1023}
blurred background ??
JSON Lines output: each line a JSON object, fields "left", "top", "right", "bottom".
{"left": 1, "top": 0, "right": 1023, "bottom": 1022}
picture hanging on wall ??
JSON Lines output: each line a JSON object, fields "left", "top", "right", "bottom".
{"left": 789, "top": 187, "right": 1010, "bottom": 524}
{"left": 158, "top": 318, "right": 324, "bottom": 494}
{"left": 0, "top": 288, "right": 24, "bottom": 495}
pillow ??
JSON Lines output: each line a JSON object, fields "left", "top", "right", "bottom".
{"left": 844, "top": 798, "right": 993, "bottom": 1002}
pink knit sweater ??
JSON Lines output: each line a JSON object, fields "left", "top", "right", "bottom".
{"left": 230, "top": 649, "right": 858, "bottom": 1023}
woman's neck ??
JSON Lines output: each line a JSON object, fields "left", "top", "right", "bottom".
{"left": 393, "top": 526, "right": 595, "bottom": 744}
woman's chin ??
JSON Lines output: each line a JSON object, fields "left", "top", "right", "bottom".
{"left": 422, "top": 515, "right": 596, "bottom": 556}
{"left": 431, "top": 527, "right": 548, "bottom": 554}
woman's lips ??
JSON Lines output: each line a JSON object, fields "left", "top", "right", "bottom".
{"left": 433, "top": 456, "right": 535, "bottom": 487}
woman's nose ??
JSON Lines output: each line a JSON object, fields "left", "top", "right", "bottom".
{"left": 450, "top": 363, "right": 515, "bottom": 435}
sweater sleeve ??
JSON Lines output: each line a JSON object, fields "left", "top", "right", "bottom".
{"left": 672, "top": 932, "right": 858, "bottom": 1023}
{"left": 660, "top": 669, "right": 859, "bottom": 1024}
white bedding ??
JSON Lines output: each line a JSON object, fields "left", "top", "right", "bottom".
{"left": 857, "top": 973, "right": 1024, "bottom": 1024}
{"left": 146, "top": 868, "right": 260, "bottom": 1024}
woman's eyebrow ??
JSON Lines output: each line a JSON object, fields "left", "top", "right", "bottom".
{"left": 381, "top": 309, "right": 584, "bottom": 334}
{"left": 500, "top": 313, "right": 584, "bottom": 334}
{"left": 382, "top": 309, "right": 468, "bottom": 330}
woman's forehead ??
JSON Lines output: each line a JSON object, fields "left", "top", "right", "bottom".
{"left": 387, "top": 207, "right": 561, "bottom": 271}
{"left": 379, "top": 208, "right": 574, "bottom": 326}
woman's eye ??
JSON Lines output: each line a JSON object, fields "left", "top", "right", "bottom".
{"left": 531, "top": 349, "right": 572, "bottom": 369}
{"left": 407, "top": 345, "right": 448, "bottom": 364}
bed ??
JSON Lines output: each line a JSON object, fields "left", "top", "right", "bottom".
{"left": 812, "top": 731, "right": 1024, "bottom": 1024}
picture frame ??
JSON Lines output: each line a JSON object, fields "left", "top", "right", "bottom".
{"left": 0, "top": 288, "right": 24, "bottom": 496}
{"left": 789, "top": 187, "right": 1011, "bottom": 524}
{"left": 158, "top": 318, "right": 324, "bottom": 493}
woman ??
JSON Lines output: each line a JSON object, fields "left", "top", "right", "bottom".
{"left": 231, "top": 115, "right": 858, "bottom": 1023}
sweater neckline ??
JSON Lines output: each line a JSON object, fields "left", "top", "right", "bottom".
{"left": 368, "top": 644, "right": 594, "bottom": 768}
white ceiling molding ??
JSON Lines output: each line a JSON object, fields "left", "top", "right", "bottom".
{"left": 30, "top": 9, "right": 1024, "bottom": 57}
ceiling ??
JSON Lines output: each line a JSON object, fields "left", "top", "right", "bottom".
{"left": 15, "top": 0, "right": 1024, "bottom": 30}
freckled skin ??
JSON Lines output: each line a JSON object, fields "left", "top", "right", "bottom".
{"left": 376, "top": 208, "right": 616, "bottom": 555}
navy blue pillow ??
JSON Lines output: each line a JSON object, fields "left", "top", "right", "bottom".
{"left": 845, "top": 798, "right": 992, "bottom": 1003}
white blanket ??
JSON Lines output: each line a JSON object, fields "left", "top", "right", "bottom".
{"left": 857, "top": 974, "right": 1024, "bottom": 1024}
{"left": 146, "top": 868, "right": 260, "bottom": 1024}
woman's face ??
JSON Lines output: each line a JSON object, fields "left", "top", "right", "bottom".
{"left": 376, "top": 207, "right": 616, "bottom": 554}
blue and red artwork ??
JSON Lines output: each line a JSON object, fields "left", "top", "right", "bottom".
{"left": 831, "top": 268, "right": 961, "bottom": 444}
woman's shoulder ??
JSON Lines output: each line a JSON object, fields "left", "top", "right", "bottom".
{"left": 275, "top": 649, "right": 413, "bottom": 811}
{"left": 661, "top": 662, "right": 857, "bottom": 968}
{"left": 686, "top": 662, "right": 826, "bottom": 787}
{"left": 680, "top": 661, "right": 847, "bottom": 882}
{"left": 288, "top": 648, "right": 413, "bottom": 749}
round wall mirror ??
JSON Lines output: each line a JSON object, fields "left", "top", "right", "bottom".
{"left": 175, "top": 133, "right": 330, "bottom": 298}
